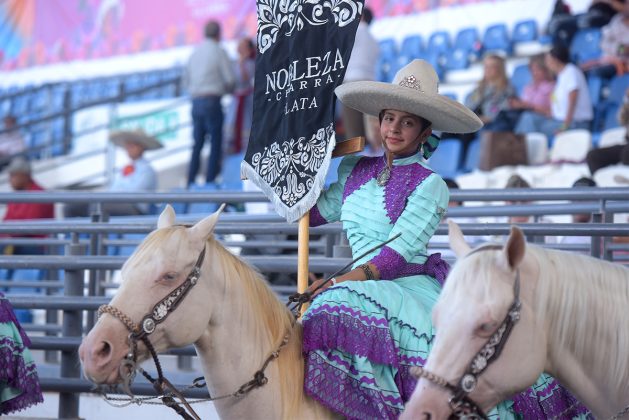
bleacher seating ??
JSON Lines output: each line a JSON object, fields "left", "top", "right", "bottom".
{"left": 462, "top": 137, "right": 481, "bottom": 173}
{"left": 399, "top": 35, "right": 424, "bottom": 61}
{"left": 601, "top": 74, "right": 629, "bottom": 131}
{"left": 453, "top": 27, "right": 482, "bottom": 61}
{"left": 570, "top": 28, "right": 602, "bottom": 65}
{"left": 525, "top": 132, "right": 549, "bottom": 165}
{"left": 426, "top": 31, "right": 451, "bottom": 59}
{"left": 482, "top": 23, "right": 512, "bottom": 55}
{"left": 598, "top": 126, "right": 627, "bottom": 148}
{"left": 427, "top": 138, "right": 462, "bottom": 179}
{"left": 510, "top": 64, "right": 532, "bottom": 97}
{"left": 550, "top": 129, "right": 592, "bottom": 163}
{"left": 444, "top": 49, "right": 470, "bottom": 72}
{"left": 512, "top": 19, "right": 538, "bottom": 44}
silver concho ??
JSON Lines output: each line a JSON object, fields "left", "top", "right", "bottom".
{"left": 460, "top": 374, "right": 477, "bottom": 393}
{"left": 376, "top": 166, "right": 391, "bottom": 186}
{"left": 142, "top": 317, "right": 156, "bottom": 334}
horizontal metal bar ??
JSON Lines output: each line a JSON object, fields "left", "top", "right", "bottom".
{"left": 0, "top": 255, "right": 352, "bottom": 271}
{"left": 0, "top": 281, "right": 64, "bottom": 288}
{"left": 39, "top": 377, "right": 209, "bottom": 398}
{"left": 0, "top": 187, "right": 627, "bottom": 204}
{"left": 29, "top": 336, "right": 197, "bottom": 356}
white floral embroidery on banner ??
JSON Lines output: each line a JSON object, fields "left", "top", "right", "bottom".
{"left": 251, "top": 124, "right": 333, "bottom": 206}
{"left": 257, "top": 0, "right": 362, "bottom": 54}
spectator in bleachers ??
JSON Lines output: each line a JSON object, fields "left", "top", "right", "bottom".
{"left": 0, "top": 115, "right": 26, "bottom": 169}
{"left": 581, "top": 2, "right": 629, "bottom": 79}
{"left": 2, "top": 157, "right": 54, "bottom": 256}
{"left": 588, "top": 0, "right": 626, "bottom": 27}
{"left": 464, "top": 54, "right": 516, "bottom": 131}
{"left": 586, "top": 87, "right": 629, "bottom": 173}
{"left": 184, "top": 20, "right": 235, "bottom": 186}
{"left": 340, "top": 6, "right": 380, "bottom": 140}
{"left": 509, "top": 54, "right": 555, "bottom": 117}
{"left": 515, "top": 45, "right": 593, "bottom": 139}
{"left": 559, "top": 177, "right": 597, "bottom": 252}
{"left": 64, "top": 130, "right": 161, "bottom": 217}
{"left": 227, "top": 37, "right": 255, "bottom": 154}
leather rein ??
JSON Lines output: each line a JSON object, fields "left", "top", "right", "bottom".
{"left": 413, "top": 245, "right": 522, "bottom": 419}
{"left": 97, "top": 244, "right": 293, "bottom": 420}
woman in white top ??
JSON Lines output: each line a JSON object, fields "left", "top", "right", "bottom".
{"left": 515, "top": 45, "right": 593, "bottom": 139}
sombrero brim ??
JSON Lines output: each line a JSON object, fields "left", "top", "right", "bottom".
{"left": 109, "top": 131, "right": 163, "bottom": 150}
{"left": 335, "top": 81, "right": 483, "bottom": 134}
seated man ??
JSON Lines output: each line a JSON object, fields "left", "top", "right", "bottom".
{"left": 65, "top": 130, "right": 162, "bottom": 217}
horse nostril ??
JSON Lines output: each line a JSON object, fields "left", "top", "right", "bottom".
{"left": 422, "top": 413, "right": 432, "bottom": 420}
{"left": 96, "top": 340, "right": 112, "bottom": 360}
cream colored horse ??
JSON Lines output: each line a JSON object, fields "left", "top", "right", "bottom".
{"left": 79, "top": 205, "right": 333, "bottom": 419}
{"left": 402, "top": 220, "right": 629, "bottom": 419}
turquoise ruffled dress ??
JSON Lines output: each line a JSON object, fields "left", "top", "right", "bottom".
{"left": 302, "top": 153, "right": 589, "bottom": 419}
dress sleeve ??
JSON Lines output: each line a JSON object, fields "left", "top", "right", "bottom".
{"left": 310, "top": 155, "right": 361, "bottom": 226}
{"left": 370, "top": 173, "right": 450, "bottom": 279}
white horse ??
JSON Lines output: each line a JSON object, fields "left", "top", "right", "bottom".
{"left": 402, "top": 220, "right": 629, "bottom": 419}
{"left": 79, "top": 205, "right": 334, "bottom": 419}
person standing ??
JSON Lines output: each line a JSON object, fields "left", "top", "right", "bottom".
{"left": 2, "top": 157, "right": 54, "bottom": 256}
{"left": 340, "top": 7, "right": 380, "bottom": 140}
{"left": 185, "top": 20, "right": 235, "bottom": 186}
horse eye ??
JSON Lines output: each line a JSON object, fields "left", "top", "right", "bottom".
{"left": 477, "top": 321, "right": 498, "bottom": 336}
{"left": 162, "top": 272, "right": 178, "bottom": 282}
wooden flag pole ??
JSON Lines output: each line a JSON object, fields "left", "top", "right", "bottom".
{"left": 297, "top": 136, "right": 365, "bottom": 313}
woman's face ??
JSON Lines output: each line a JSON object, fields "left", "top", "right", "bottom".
{"left": 545, "top": 53, "right": 560, "bottom": 74}
{"left": 530, "top": 62, "right": 547, "bottom": 82}
{"left": 379, "top": 109, "right": 428, "bottom": 157}
{"left": 483, "top": 57, "right": 502, "bottom": 81}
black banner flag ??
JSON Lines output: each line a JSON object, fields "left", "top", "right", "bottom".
{"left": 241, "top": 0, "right": 364, "bottom": 222}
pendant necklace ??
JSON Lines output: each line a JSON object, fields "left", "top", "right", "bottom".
{"left": 377, "top": 153, "right": 392, "bottom": 186}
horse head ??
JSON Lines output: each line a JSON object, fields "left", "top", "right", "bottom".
{"left": 79, "top": 204, "right": 224, "bottom": 385}
{"left": 402, "top": 220, "right": 547, "bottom": 418}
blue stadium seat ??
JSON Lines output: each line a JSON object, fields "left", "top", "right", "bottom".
{"left": 187, "top": 182, "right": 220, "bottom": 214}
{"left": 482, "top": 24, "right": 512, "bottom": 55}
{"left": 426, "top": 31, "right": 451, "bottom": 58}
{"left": 221, "top": 152, "right": 245, "bottom": 191}
{"left": 462, "top": 137, "right": 482, "bottom": 173}
{"left": 601, "top": 74, "right": 629, "bottom": 130}
{"left": 588, "top": 76, "right": 605, "bottom": 133}
{"left": 379, "top": 39, "right": 398, "bottom": 60}
{"left": 570, "top": 28, "right": 602, "bottom": 64}
{"left": 511, "top": 64, "right": 532, "bottom": 97}
{"left": 399, "top": 35, "right": 424, "bottom": 60}
{"left": 10, "top": 269, "right": 43, "bottom": 294}
{"left": 512, "top": 19, "right": 538, "bottom": 44}
{"left": 418, "top": 50, "right": 444, "bottom": 80}
{"left": 443, "top": 48, "right": 470, "bottom": 71}
{"left": 427, "top": 138, "right": 462, "bottom": 179}
{"left": 454, "top": 27, "right": 481, "bottom": 60}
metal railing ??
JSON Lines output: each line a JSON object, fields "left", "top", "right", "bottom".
{"left": 0, "top": 188, "right": 627, "bottom": 417}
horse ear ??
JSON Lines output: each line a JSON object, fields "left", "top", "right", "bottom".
{"left": 448, "top": 219, "right": 472, "bottom": 258}
{"left": 504, "top": 226, "right": 526, "bottom": 269}
{"left": 189, "top": 203, "right": 226, "bottom": 241}
{"left": 157, "top": 204, "right": 176, "bottom": 229}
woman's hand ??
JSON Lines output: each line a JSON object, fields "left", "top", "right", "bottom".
{"left": 306, "top": 277, "right": 337, "bottom": 298}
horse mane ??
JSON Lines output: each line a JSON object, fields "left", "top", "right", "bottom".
{"left": 529, "top": 245, "right": 629, "bottom": 394}
{"left": 206, "top": 235, "right": 307, "bottom": 420}
{"left": 131, "top": 229, "right": 309, "bottom": 419}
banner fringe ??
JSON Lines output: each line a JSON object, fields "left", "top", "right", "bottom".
{"left": 240, "top": 133, "right": 338, "bottom": 223}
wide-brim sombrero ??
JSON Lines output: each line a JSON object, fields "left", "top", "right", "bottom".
{"left": 335, "top": 59, "right": 483, "bottom": 134}
{"left": 109, "top": 130, "right": 163, "bottom": 150}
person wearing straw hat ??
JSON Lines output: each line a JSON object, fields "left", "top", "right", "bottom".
{"left": 64, "top": 130, "right": 162, "bottom": 217}
{"left": 300, "top": 60, "right": 586, "bottom": 419}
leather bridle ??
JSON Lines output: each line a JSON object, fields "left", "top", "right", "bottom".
{"left": 413, "top": 245, "right": 522, "bottom": 419}
{"left": 97, "top": 244, "right": 293, "bottom": 419}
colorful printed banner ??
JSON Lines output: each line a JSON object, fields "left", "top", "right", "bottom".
{"left": 0, "top": 0, "right": 502, "bottom": 71}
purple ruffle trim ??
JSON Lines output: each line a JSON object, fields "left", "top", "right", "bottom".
{"left": 341, "top": 156, "right": 434, "bottom": 224}
{"left": 0, "top": 337, "right": 43, "bottom": 414}
{"left": 304, "top": 351, "right": 403, "bottom": 420}
{"left": 511, "top": 379, "right": 590, "bottom": 419}
{"left": 0, "top": 295, "right": 31, "bottom": 347}
{"left": 303, "top": 307, "right": 398, "bottom": 366}
{"left": 309, "top": 205, "right": 328, "bottom": 227}
{"left": 371, "top": 247, "right": 449, "bottom": 284}
{"left": 384, "top": 163, "right": 432, "bottom": 222}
